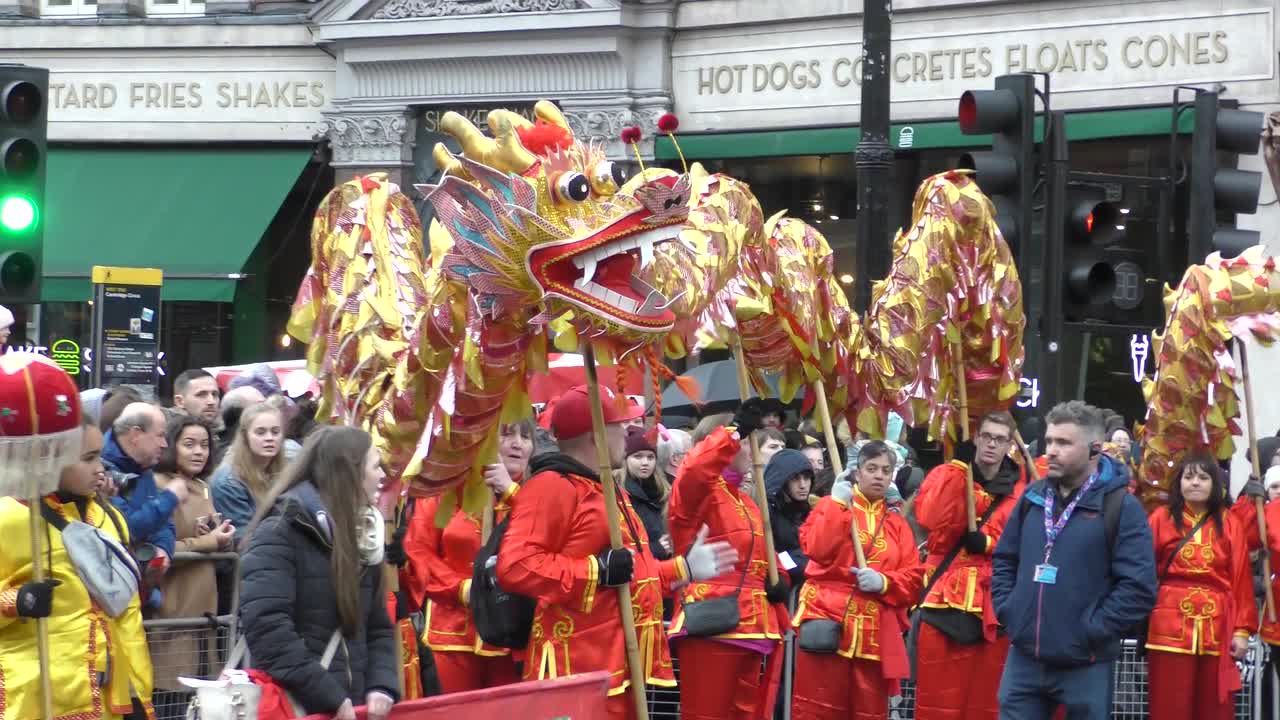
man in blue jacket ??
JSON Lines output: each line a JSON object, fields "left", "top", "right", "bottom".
{"left": 102, "top": 402, "right": 185, "bottom": 607}
{"left": 991, "top": 400, "right": 1156, "bottom": 719}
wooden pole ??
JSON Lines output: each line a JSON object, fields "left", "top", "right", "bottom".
{"left": 28, "top": 496, "right": 54, "bottom": 719}
{"left": 480, "top": 496, "right": 495, "bottom": 544}
{"left": 1239, "top": 343, "right": 1278, "bottom": 623}
{"left": 582, "top": 343, "right": 651, "bottom": 720}
{"left": 731, "top": 345, "right": 780, "bottom": 585}
{"left": 952, "top": 341, "right": 977, "bottom": 532}
{"left": 812, "top": 377, "right": 866, "bottom": 569}
{"left": 1015, "top": 430, "right": 1042, "bottom": 482}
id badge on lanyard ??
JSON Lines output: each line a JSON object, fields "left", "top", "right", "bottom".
{"left": 1036, "top": 473, "right": 1097, "bottom": 584}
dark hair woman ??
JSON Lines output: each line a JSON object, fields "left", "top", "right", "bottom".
{"left": 238, "top": 426, "right": 399, "bottom": 720}
{"left": 1145, "top": 453, "right": 1255, "bottom": 720}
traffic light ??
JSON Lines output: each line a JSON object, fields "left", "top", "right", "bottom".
{"left": 957, "top": 73, "right": 1036, "bottom": 258}
{"left": 1188, "top": 91, "right": 1264, "bottom": 261}
{"left": 1062, "top": 184, "right": 1120, "bottom": 320}
{"left": 0, "top": 64, "right": 46, "bottom": 304}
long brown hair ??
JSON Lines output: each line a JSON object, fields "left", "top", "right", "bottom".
{"left": 224, "top": 403, "right": 286, "bottom": 502}
{"left": 247, "top": 426, "right": 376, "bottom": 636}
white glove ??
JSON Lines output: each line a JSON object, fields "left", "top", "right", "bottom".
{"left": 832, "top": 478, "right": 854, "bottom": 505}
{"left": 854, "top": 567, "right": 885, "bottom": 593}
{"left": 685, "top": 524, "right": 740, "bottom": 581}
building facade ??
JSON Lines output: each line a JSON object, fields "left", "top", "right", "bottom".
{"left": 0, "top": 10, "right": 334, "bottom": 389}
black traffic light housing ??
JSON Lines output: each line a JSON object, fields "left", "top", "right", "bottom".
{"left": 958, "top": 73, "right": 1036, "bottom": 261}
{"left": 1188, "top": 91, "right": 1263, "bottom": 261}
{"left": 1063, "top": 184, "right": 1120, "bottom": 318}
{"left": 0, "top": 65, "right": 47, "bottom": 305}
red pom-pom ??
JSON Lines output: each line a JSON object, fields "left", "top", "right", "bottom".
{"left": 620, "top": 127, "right": 642, "bottom": 144}
{"left": 657, "top": 113, "right": 679, "bottom": 133}
{"left": 515, "top": 120, "right": 574, "bottom": 157}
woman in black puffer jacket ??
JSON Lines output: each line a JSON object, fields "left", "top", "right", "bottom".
{"left": 238, "top": 426, "right": 399, "bottom": 720}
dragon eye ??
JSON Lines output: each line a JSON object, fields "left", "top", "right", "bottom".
{"left": 589, "top": 162, "right": 626, "bottom": 196}
{"left": 555, "top": 172, "right": 591, "bottom": 203}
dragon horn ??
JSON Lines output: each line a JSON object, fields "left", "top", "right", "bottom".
{"left": 533, "top": 100, "right": 573, "bottom": 134}
{"left": 438, "top": 111, "right": 536, "bottom": 175}
{"left": 432, "top": 143, "right": 466, "bottom": 179}
{"left": 489, "top": 108, "right": 534, "bottom": 132}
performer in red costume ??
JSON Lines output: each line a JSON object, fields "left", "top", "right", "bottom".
{"left": 666, "top": 399, "right": 791, "bottom": 720}
{"left": 1146, "top": 454, "right": 1255, "bottom": 720}
{"left": 912, "top": 411, "right": 1028, "bottom": 720}
{"left": 791, "top": 440, "right": 922, "bottom": 720}
{"left": 401, "top": 420, "right": 537, "bottom": 693}
{"left": 497, "top": 386, "right": 738, "bottom": 720}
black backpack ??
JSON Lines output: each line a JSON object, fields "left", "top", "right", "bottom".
{"left": 469, "top": 512, "right": 538, "bottom": 649}
{"left": 1017, "top": 483, "right": 1127, "bottom": 556}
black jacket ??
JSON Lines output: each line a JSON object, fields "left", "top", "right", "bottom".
{"left": 238, "top": 483, "right": 400, "bottom": 714}
{"left": 625, "top": 475, "right": 672, "bottom": 560}
{"left": 768, "top": 492, "right": 811, "bottom": 587}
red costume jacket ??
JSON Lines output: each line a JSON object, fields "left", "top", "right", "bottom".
{"left": 794, "top": 490, "right": 923, "bottom": 665}
{"left": 402, "top": 489, "right": 519, "bottom": 657}
{"left": 667, "top": 426, "right": 788, "bottom": 642}
{"left": 913, "top": 459, "right": 1027, "bottom": 640}
{"left": 1244, "top": 499, "right": 1280, "bottom": 645}
{"left": 496, "top": 458, "right": 686, "bottom": 696}
{"left": 1146, "top": 507, "right": 1255, "bottom": 656}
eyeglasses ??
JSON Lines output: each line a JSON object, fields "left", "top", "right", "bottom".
{"left": 977, "top": 432, "right": 1012, "bottom": 446}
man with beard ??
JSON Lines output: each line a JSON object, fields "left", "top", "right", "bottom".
{"left": 913, "top": 410, "right": 1027, "bottom": 720}
{"left": 992, "top": 401, "right": 1155, "bottom": 719}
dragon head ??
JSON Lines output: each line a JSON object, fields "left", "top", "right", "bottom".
{"left": 416, "top": 101, "right": 692, "bottom": 342}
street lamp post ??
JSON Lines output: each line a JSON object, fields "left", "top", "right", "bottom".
{"left": 853, "top": 0, "right": 894, "bottom": 314}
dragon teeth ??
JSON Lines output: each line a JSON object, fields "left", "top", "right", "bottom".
{"left": 639, "top": 238, "right": 655, "bottom": 269}
{"left": 573, "top": 256, "right": 600, "bottom": 290}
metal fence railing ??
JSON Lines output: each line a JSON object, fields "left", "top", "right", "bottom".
{"left": 144, "top": 552, "right": 239, "bottom": 720}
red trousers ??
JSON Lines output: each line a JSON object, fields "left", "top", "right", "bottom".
{"left": 791, "top": 649, "right": 888, "bottom": 720}
{"left": 1147, "top": 649, "right": 1234, "bottom": 720}
{"left": 432, "top": 651, "right": 520, "bottom": 695}
{"left": 677, "top": 639, "right": 774, "bottom": 720}
{"left": 914, "top": 623, "right": 1009, "bottom": 720}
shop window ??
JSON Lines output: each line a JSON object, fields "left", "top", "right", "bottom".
{"left": 41, "top": 0, "right": 95, "bottom": 17}
{"left": 146, "top": 0, "right": 203, "bottom": 16}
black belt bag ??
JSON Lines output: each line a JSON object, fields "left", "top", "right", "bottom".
{"left": 797, "top": 510, "right": 888, "bottom": 655}
{"left": 682, "top": 511, "right": 756, "bottom": 637}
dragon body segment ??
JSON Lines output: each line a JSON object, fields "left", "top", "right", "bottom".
{"left": 290, "top": 102, "right": 1025, "bottom": 503}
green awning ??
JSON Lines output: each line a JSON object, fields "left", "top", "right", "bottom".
{"left": 656, "top": 107, "right": 1196, "bottom": 160}
{"left": 42, "top": 147, "right": 312, "bottom": 303}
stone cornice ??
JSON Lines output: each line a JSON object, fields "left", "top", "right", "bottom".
{"left": 372, "top": 0, "right": 585, "bottom": 19}
{"left": 318, "top": 109, "right": 416, "bottom": 166}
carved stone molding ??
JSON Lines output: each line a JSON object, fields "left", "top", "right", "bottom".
{"left": 373, "top": 0, "right": 583, "bottom": 19}
{"left": 562, "top": 105, "right": 667, "bottom": 162}
{"left": 318, "top": 111, "right": 416, "bottom": 167}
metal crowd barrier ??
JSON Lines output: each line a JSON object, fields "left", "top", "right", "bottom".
{"left": 641, "top": 589, "right": 1268, "bottom": 720}
{"left": 143, "top": 552, "right": 240, "bottom": 720}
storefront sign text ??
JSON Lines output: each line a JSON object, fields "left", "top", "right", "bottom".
{"left": 673, "top": 10, "right": 1273, "bottom": 128}
{"left": 49, "top": 80, "right": 328, "bottom": 112}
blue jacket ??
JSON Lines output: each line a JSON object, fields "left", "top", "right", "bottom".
{"left": 991, "top": 455, "right": 1156, "bottom": 667}
{"left": 102, "top": 430, "right": 178, "bottom": 557}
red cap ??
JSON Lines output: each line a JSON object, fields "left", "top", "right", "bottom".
{"left": 544, "top": 385, "right": 643, "bottom": 441}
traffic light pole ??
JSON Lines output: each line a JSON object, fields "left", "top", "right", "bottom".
{"left": 852, "top": 0, "right": 893, "bottom": 314}
{"left": 1041, "top": 110, "right": 1068, "bottom": 413}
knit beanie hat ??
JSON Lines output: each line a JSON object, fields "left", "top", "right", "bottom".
{"left": 764, "top": 448, "right": 813, "bottom": 497}
{"left": 625, "top": 427, "right": 655, "bottom": 457}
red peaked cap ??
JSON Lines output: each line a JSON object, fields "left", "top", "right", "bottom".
{"left": 540, "top": 385, "right": 643, "bottom": 441}
{"left": 0, "top": 354, "right": 81, "bottom": 438}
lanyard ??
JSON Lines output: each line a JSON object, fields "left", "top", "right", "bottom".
{"left": 1041, "top": 472, "right": 1097, "bottom": 563}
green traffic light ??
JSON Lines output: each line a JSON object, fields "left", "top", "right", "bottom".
{"left": 0, "top": 195, "right": 36, "bottom": 232}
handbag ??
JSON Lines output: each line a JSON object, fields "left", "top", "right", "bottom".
{"left": 39, "top": 500, "right": 141, "bottom": 618}
{"left": 681, "top": 506, "right": 757, "bottom": 637}
{"left": 184, "top": 628, "right": 343, "bottom": 720}
{"left": 797, "top": 508, "right": 888, "bottom": 654}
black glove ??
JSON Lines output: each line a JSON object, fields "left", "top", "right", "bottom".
{"left": 1243, "top": 476, "right": 1266, "bottom": 500}
{"left": 765, "top": 576, "right": 790, "bottom": 605}
{"left": 732, "top": 398, "right": 767, "bottom": 439}
{"left": 597, "top": 548, "right": 634, "bottom": 587}
{"left": 962, "top": 531, "right": 988, "bottom": 555}
{"left": 16, "top": 579, "right": 59, "bottom": 619}
{"left": 952, "top": 440, "right": 977, "bottom": 467}
{"left": 384, "top": 535, "right": 408, "bottom": 568}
